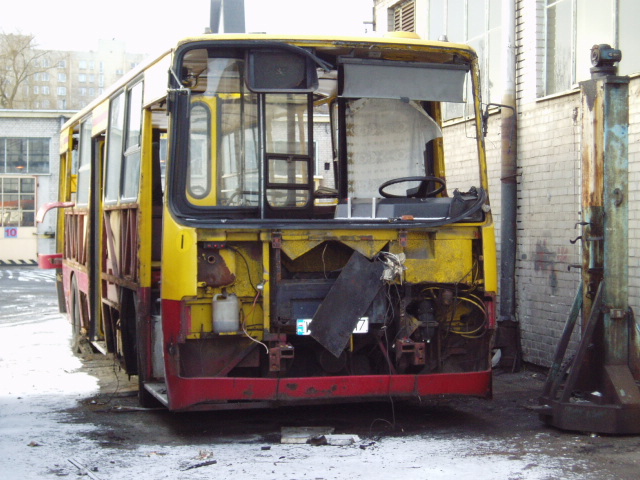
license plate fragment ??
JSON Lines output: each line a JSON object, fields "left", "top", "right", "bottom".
{"left": 297, "top": 317, "right": 369, "bottom": 335}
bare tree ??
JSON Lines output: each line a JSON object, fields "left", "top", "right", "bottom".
{"left": 0, "top": 32, "right": 60, "bottom": 109}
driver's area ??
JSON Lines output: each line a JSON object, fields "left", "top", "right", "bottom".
{"left": 333, "top": 97, "right": 484, "bottom": 223}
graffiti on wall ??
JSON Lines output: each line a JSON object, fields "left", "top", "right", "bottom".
{"left": 534, "top": 240, "right": 569, "bottom": 295}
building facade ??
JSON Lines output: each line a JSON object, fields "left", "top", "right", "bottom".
{"left": 0, "top": 110, "right": 72, "bottom": 265}
{"left": 373, "top": 0, "right": 640, "bottom": 367}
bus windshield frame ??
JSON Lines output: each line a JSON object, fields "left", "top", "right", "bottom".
{"left": 167, "top": 40, "right": 489, "bottom": 228}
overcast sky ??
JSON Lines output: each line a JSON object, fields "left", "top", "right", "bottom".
{"left": 1, "top": 0, "right": 374, "bottom": 55}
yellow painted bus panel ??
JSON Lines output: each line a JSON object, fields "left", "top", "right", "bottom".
{"left": 404, "top": 238, "right": 473, "bottom": 284}
{"left": 162, "top": 213, "right": 198, "bottom": 300}
{"left": 482, "top": 225, "right": 498, "bottom": 292}
{"left": 91, "top": 100, "right": 109, "bottom": 135}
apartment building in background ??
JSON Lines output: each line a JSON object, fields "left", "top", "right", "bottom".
{"left": 17, "top": 39, "right": 146, "bottom": 111}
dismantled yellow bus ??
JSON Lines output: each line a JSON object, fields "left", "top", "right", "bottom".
{"left": 39, "top": 33, "right": 496, "bottom": 410}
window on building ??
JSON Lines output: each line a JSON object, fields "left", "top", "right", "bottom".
{"left": 0, "top": 177, "right": 36, "bottom": 227}
{"left": 79, "top": 60, "right": 87, "bottom": 69}
{"left": 58, "top": 73, "right": 66, "bottom": 82}
{"left": 392, "top": 1, "right": 416, "bottom": 32}
{"left": 79, "top": 74, "right": 86, "bottom": 83}
{"left": 0, "top": 138, "right": 50, "bottom": 174}
{"left": 80, "top": 88, "right": 87, "bottom": 96}
{"left": 57, "top": 87, "right": 67, "bottom": 96}
{"left": 99, "top": 75, "right": 104, "bottom": 87}
{"left": 88, "top": 74, "right": 95, "bottom": 83}
{"left": 545, "top": 0, "right": 640, "bottom": 95}
{"left": 425, "top": 0, "right": 501, "bottom": 117}
{"left": 41, "top": 72, "right": 49, "bottom": 81}
{"left": 89, "top": 88, "right": 95, "bottom": 96}
{"left": 57, "top": 60, "right": 65, "bottom": 68}
{"left": 58, "top": 99, "right": 67, "bottom": 109}
{"left": 89, "top": 61, "right": 95, "bottom": 70}
{"left": 33, "top": 86, "right": 39, "bottom": 95}
{"left": 42, "top": 86, "right": 49, "bottom": 95}
{"left": 43, "top": 59, "right": 50, "bottom": 68}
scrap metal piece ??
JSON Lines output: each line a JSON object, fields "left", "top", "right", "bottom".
{"left": 281, "top": 426, "right": 335, "bottom": 444}
{"left": 309, "top": 251, "right": 385, "bottom": 358}
{"left": 395, "top": 339, "right": 426, "bottom": 366}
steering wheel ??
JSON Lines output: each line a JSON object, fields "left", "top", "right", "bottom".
{"left": 378, "top": 176, "right": 446, "bottom": 199}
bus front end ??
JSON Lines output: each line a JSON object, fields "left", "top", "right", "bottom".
{"left": 157, "top": 35, "right": 496, "bottom": 411}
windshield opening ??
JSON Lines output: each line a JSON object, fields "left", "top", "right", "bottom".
{"left": 170, "top": 43, "right": 487, "bottom": 225}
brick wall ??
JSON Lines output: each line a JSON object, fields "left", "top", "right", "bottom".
{"left": 628, "top": 78, "right": 640, "bottom": 370}
{"left": 513, "top": 93, "right": 582, "bottom": 366}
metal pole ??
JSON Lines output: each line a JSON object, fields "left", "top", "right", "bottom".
{"left": 499, "top": 0, "right": 518, "bottom": 323}
{"left": 223, "top": 0, "right": 246, "bottom": 34}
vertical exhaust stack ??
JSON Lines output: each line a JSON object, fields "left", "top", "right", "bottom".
{"left": 210, "top": 0, "right": 246, "bottom": 34}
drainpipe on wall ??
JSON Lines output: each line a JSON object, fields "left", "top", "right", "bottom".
{"left": 495, "top": 0, "right": 521, "bottom": 370}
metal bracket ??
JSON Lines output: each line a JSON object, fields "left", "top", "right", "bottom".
{"left": 268, "top": 343, "right": 294, "bottom": 372}
{"left": 395, "top": 339, "right": 426, "bottom": 365}
{"left": 271, "top": 232, "right": 282, "bottom": 249}
{"left": 398, "top": 230, "right": 408, "bottom": 248}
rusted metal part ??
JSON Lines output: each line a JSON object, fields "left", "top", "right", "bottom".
{"left": 601, "top": 77, "right": 629, "bottom": 366}
{"left": 272, "top": 232, "right": 282, "bottom": 282}
{"left": 540, "top": 282, "right": 583, "bottom": 401}
{"left": 197, "top": 246, "right": 235, "bottom": 287}
{"left": 395, "top": 339, "right": 426, "bottom": 366}
{"left": 268, "top": 343, "right": 294, "bottom": 372}
{"left": 398, "top": 229, "right": 408, "bottom": 248}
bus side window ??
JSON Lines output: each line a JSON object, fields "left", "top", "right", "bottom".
{"left": 121, "top": 82, "right": 144, "bottom": 202}
{"left": 76, "top": 120, "right": 93, "bottom": 207}
{"left": 105, "top": 92, "right": 125, "bottom": 204}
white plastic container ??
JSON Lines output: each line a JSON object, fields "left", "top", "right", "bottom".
{"left": 212, "top": 293, "right": 240, "bottom": 333}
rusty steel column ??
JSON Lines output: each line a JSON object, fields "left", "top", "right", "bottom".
{"left": 580, "top": 81, "right": 604, "bottom": 326}
{"left": 601, "top": 76, "right": 629, "bottom": 366}
{"left": 538, "top": 46, "right": 640, "bottom": 434}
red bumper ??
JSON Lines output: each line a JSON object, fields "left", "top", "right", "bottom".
{"left": 164, "top": 370, "right": 492, "bottom": 411}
